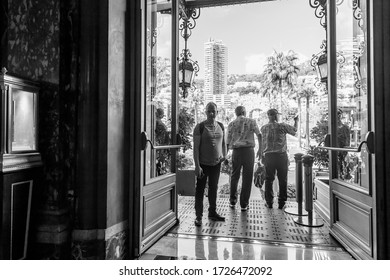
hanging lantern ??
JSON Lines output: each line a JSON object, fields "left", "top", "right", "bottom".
{"left": 179, "top": 59, "right": 194, "bottom": 90}
{"left": 178, "top": 7, "right": 200, "bottom": 98}
{"left": 316, "top": 53, "right": 328, "bottom": 83}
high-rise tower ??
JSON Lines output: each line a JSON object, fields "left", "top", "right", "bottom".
{"left": 203, "top": 39, "right": 230, "bottom": 107}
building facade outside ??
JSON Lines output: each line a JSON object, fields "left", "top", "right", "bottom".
{"left": 204, "top": 39, "right": 229, "bottom": 108}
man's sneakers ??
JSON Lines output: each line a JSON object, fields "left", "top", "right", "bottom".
{"left": 229, "top": 203, "right": 236, "bottom": 209}
{"left": 194, "top": 218, "right": 202, "bottom": 227}
{"left": 264, "top": 201, "right": 285, "bottom": 209}
{"left": 208, "top": 213, "right": 226, "bottom": 221}
{"left": 241, "top": 205, "right": 250, "bottom": 211}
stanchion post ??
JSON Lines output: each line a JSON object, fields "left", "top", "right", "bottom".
{"left": 303, "top": 154, "right": 314, "bottom": 214}
{"left": 295, "top": 153, "right": 304, "bottom": 215}
{"left": 284, "top": 153, "right": 307, "bottom": 216}
{"left": 294, "top": 154, "right": 323, "bottom": 227}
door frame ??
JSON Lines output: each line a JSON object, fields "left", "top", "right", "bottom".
{"left": 127, "top": 0, "right": 142, "bottom": 259}
{"left": 371, "top": 0, "right": 390, "bottom": 260}
{"left": 127, "top": 0, "right": 390, "bottom": 260}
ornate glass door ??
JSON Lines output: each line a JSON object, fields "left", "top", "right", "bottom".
{"left": 326, "top": 0, "right": 375, "bottom": 260}
{"left": 134, "top": 0, "right": 180, "bottom": 256}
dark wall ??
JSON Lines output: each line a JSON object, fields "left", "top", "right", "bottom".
{"left": 1, "top": 0, "right": 129, "bottom": 260}
{"left": 374, "top": 0, "right": 390, "bottom": 260}
{"left": 7, "top": 0, "right": 60, "bottom": 83}
{"left": 58, "top": 0, "right": 78, "bottom": 212}
{"left": 0, "top": 0, "right": 7, "bottom": 67}
{"left": 3, "top": 0, "right": 77, "bottom": 213}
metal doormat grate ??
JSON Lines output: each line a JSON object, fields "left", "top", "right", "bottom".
{"left": 173, "top": 196, "right": 337, "bottom": 246}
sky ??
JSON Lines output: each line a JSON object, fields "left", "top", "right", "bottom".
{"left": 182, "top": 0, "right": 326, "bottom": 78}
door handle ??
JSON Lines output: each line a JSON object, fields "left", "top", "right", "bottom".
{"left": 141, "top": 131, "right": 186, "bottom": 151}
{"left": 320, "top": 131, "right": 375, "bottom": 154}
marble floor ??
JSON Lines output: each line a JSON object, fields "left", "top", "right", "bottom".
{"left": 140, "top": 196, "right": 354, "bottom": 260}
{"left": 140, "top": 234, "right": 354, "bottom": 260}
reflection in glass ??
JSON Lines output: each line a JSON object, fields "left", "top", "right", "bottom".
{"left": 195, "top": 238, "right": 206, "bottom": 260}
{"left": 336, "top": 0, "right": 368, "bottom": 189}
{"left": 155, "top": 108, "right": 171, "bottom": 175}
{"left": 145, "top": 0, "right": 173, "bottom": 179}
{"left": 11, "top": 89, "right": 36, "bottom": 152}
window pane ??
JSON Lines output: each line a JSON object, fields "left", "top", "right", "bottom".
{"left": 12, "top": 89, "right": 36, "bottom": 152}
{"left": 336, "top": 0, "right": 369, "bottom": 189}
{"left": 145, "top": 0, "right": 173, "bottom": 179}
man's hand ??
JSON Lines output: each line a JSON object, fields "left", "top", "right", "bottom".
{"left": 195, "top": 166, "right": 204, "bottom": 178}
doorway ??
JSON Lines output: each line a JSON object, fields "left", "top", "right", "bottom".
{"left": 129, "top": 0, "right": 380, "bottom": 260}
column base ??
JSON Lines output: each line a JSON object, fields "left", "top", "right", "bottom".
{"left": 31, "top": 208, "right": 71, "bottom": 259}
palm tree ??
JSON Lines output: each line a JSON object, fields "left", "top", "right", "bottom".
{"left": 186, "top": 88, "right": 203, "bottom": 124}
{"left": 297, "top": 83, "right": 316, "bottom": 148}
{"left": 289, "top": 85, "right": 303, "bottom": 147}
{"left": 262, "top": 77, "right": 277, "bottom": 107}
{"left": 263, "top": 50, "right": 300, "bottom": 113}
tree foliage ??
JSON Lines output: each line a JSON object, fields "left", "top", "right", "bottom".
{"left": 308, "top": 114, "right": 329, "bottom": 170}
{"left": 262, "top": 50, "right": 300, "bottom": 111}
{"left": 310, "top": 114, "right": 328, "bottom": 144}
{"left": 227, "top": 74, "right": 263, "bottom": 84}
{"left": 228, "top": 85, "right": 260, "bottom": 95}
{"left": 178, "top": 107, "right": 195, "bottom": 152}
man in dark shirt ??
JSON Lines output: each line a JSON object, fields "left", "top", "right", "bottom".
{"left": 260, "top": 109, "right": 298, "bottom": 209}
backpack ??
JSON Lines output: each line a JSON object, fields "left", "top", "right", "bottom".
{"left": 254, "top": 161, "right": 265, "bottom": 189}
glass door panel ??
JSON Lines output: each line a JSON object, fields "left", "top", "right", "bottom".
{"left": 335, "top": 0, "right": 369, "bottom": 190}
{"left": 146, "top": 0, "right": 173, "bottom": 180}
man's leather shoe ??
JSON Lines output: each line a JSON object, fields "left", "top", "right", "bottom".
{"left": 208, "top": 213, "right": 225, "bottom": 221}
{"left": 194, "top": 218, "right": 202, "bottom": 226}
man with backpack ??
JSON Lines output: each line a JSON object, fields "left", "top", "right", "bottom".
{"left": 193, "top": 102, "right": 227, "bottom": 226}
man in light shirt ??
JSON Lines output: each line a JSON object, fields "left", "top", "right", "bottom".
{"left": 260, "top": 108, "right": 298, "bottom": 209}
{"left": 227, "top": 106, "right": 261, "bottom": 211}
